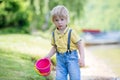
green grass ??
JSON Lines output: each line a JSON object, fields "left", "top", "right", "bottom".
{"left": 0, "top": 49, "right": 46, "bottom": 80}
{"left": 0, "top": 34, "right": 53, "bottom": 80}
{"left": 91, "top": 47, "right": 120, "bottom": 77}
{"left": 0, "top": 34, "right": 51, "bottom": 56}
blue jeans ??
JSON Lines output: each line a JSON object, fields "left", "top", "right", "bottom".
{"left": 56, "top": 50, "right": 81, "bottom": 80}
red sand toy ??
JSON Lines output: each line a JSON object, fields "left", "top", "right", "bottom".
{"left": 35, "top": 58, "right": 51, "bottom": 76}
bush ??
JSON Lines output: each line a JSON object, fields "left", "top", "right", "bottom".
{"left": 0, "top": 1, "right": 30, "bottom": 33}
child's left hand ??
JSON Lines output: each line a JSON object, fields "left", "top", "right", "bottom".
{"left": 79, "top": 58, "right": 85, "bottom": 67}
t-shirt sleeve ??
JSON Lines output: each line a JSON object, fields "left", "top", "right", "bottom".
{"left": 71, "top": 30, "right": 81, "bottom": 44}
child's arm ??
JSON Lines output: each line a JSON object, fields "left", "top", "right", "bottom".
{"left": 45, "top": 46, "right": 56, "bottom": 58}
{"left": 77, "top": 40, "right": 85, "bottom": 67}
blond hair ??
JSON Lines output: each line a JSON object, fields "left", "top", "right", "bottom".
{"left": 51, "top": 5, "right": 70, "bottom": 23}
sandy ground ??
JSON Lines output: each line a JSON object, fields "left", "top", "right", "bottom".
{"left": 81, "top": 48, "right": 118, "bottom": 80}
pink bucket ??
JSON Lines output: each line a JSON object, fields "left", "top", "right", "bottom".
{"left": 35, "top": 58, "right": 51, "bottom": 76}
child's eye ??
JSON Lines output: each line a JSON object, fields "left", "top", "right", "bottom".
{"left": 61, "top": 19, "right": 64, "bottom": 21}
{"left": 55, "top": 19, "right": 58, "bottom": 21}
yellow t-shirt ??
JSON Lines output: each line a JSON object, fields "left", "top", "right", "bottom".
{"left": 51, "top": 27, "right": 81, "bottom": 53}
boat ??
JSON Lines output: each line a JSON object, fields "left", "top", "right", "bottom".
{"left": 81, "top": 29, "right": 120, "bottom": 45}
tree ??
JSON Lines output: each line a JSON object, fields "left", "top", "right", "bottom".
{"left": 0, "top": 0, "right": 86, "bottom": 33}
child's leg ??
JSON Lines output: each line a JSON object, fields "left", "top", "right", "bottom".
{"left": 67, "top": 50, "right": 81, "bottom": 80}
{"left": 56, "top": 53, "right": 68, "bottom": 80}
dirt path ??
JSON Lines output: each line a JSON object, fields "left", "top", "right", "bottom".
{"left": 81, "top": 48, "right": 117, "bottom": 80}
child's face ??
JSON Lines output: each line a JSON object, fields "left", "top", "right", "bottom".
{"left": 53, "top": 16, "right": 67, "bottom": 31}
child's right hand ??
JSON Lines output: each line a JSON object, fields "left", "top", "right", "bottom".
{"left": 44, "top": 55, "right": 51, "bottom": 59}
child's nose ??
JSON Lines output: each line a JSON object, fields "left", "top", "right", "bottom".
{"left": 58, "top": 21, "right": 62, "bottom": 24}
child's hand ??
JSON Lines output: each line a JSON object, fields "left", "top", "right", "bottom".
{"left": 44, "top": 56, "right": 50, "bottom": 60}
{"left": 44, "top": 54, "right": 51, "bottom": 59}
{"left": 79, "top": 58, "right": 85, "bottom": 67}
